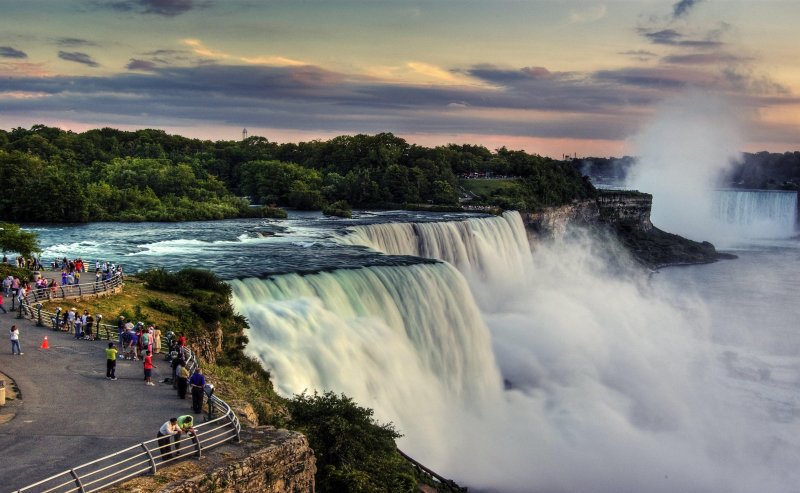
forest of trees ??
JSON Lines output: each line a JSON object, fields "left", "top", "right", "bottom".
{"left": 0, "top": 125, "right": 595, "bottom": 222}
{"left": 573, "top": 152, "right": 800, "bottom": 191}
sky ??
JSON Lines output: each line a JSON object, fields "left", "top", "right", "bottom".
{"left": 0, "top": 0, "right": 798, "bottom": 158}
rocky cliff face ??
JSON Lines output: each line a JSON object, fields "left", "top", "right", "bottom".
{"left": 521, "top": 190, "right": 728, "bottom": 269}
{"left": 152, "top": 429, "right": 316, "bottom": 493}
{"left": 596, "top": 191, "right": 653, "bottom": 232}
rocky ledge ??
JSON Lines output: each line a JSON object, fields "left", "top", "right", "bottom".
{"left": 523, "top": 190, "right": 735, "bottom": 269}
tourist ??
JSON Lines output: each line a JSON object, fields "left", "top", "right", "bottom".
{"left": 85, "top": 312, "right": 94, "bottom": 340}
{"left": 3, "top": 275, "right": 11, "bottom": 297}
{"left": 116, "top": 316, "right": 126, "bottom": 350}
{"left": 16, "top": 284, "right": 25, "bottom": 311}
{"left": 105, "top": 343, "right": 117, "bottom": 380}
{"left": 153, "top": 325, "right": 162, "bottom": 354}
{"left": 143, "top": 350, "right": 156, "bottom": 386}
{"left": 67, "top": 307, "right": 77, "bottom": 334}
{"left": 126, "top": 327, "right": 138, "bottom": 361}
{"left": 74, "top": 309, "right": 83, "bottom": 339}
{"left": 174, "top": 415, "right": 196, "bottom": 455}
{"left": 141, "top": 326, "right": 152, "bottom": 356}
{"left": 189, "top": 368, "right": 206, "bottom": 414}
{"left": 135, "top": 323, "right": 144, "bottom": 359}
{"left": 11, "top": 276, "right": 19, "bottom": 297}
{"left": 9, "top": 325, "right": 22, "bottom": 355}
{"left": 156, "top": 417, "right": 181, "bottom": 461}
{"left": 175, "top": 358, "right": 190, "bottom": 399}
{"left": 0, "top": 291, "right": 6, "bottom": 314}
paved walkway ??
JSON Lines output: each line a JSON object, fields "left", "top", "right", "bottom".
{"left": 0, "top": 302, "right": 200, "bottom": 493}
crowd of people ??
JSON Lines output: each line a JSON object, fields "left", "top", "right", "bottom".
{"left": 4, "top": 252, "right": 215, "bottom": 468}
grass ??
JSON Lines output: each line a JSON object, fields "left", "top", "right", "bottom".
{"left": 37, "top": 276, "right": 287, "bottom": 425}
{"left": 459, "top": 178, "right": 521, "bottom": 199}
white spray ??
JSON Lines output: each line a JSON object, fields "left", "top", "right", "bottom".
{"left": 625, "top": 90, "right": 745, "bottom": 244}
{"left": 233, "top": 211, "right": 800, "bottom": 492}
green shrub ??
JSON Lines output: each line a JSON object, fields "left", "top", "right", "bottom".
{"left": 288, "top": 391, "right": 417, "bottom": 493}
{"left": 322, "top": 200, "right": 353, "bottom": 218}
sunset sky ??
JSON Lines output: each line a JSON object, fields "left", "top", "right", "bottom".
{"left": 1, "top": 0, "right": 798, "bottom": 157}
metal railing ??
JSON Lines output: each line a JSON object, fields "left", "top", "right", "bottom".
{"left": 11, "top": 347, "right": 242, "bottom": 493}
{"left": 18, "top": 274, "right": 124, "bottom": 305}
{"left": 16, "top": 278, "right": 126, "bottom": 342}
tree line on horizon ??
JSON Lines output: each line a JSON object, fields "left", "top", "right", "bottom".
{"left": 0, "top": 125, "right": 594, "bottom": 222}
{"left": 573, "top": 152, "right": 800, "bottom": 191}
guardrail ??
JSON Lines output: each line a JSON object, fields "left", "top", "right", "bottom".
{"left": 11, "top": 347, "right": 241, "bottom": 493}
{"left": 19, "top": 274, "right": 124, "bottom": 305}
{"left": 16, "top": 277, "right": 126, "bottom": 341}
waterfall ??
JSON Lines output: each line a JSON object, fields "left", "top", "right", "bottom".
{"left": 713, "top": 189, "right": 798, "bottom": 238}
{"left": 230, "top": 262, "right": 503, "bottom": 425}
{"left": 341, "top": 211, "right": 534, "bottom": 301}
{"left": 230, "top": 211, "right": 800, "bottom": 492}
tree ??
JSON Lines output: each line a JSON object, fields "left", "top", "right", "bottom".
{"left": 0, "top": 222, "right": 40, "bottom": 257}
{"left": 289, "top": 391, "right": 417, "bottom": 493}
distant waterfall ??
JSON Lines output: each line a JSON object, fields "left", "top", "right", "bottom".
{"left": 230, "top": 263, "right": 503, "bottom": 416}
{"left": 714, "top": 189, "right": 798, "bottom": 238}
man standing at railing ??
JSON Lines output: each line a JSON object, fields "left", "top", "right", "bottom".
{"left": 189, "top": 368, "right": 206, "bottom": 414}
{"left": 156, "top": 417, "right": 182, "bottom": 461}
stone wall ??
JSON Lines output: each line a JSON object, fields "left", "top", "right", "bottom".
{"left": 156, "top": 429, "right": 316, "bottom": 493}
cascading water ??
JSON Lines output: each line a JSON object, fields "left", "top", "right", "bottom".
{"left": 714, "top": 190, "right": 798, "bottom": 238}
{"left": 229, "top": 262, "right": 504, "bottom": 455}
{"left": 232, "top": 210, "right": 800, "bottom": 492}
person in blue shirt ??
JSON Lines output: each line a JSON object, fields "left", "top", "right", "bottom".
{"left": 188, "top": 368, "right": 206, "bottom": 414}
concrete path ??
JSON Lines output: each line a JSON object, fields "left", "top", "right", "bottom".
{"left": 0, "top": 304, "right": 201, "bottom": 493}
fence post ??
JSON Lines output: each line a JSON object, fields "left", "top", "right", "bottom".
{"left": 68, "top": 469, "right": 87, "bottom": 493}
{"left": 140, "top": 442, "right": 158, "bottom": 475}
{"left": 36, "top": 303, "right": 43, "bottom": 326}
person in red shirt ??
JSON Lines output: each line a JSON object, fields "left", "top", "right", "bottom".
{"left": 143, "top": 350, "right": 156, "bottom": 386}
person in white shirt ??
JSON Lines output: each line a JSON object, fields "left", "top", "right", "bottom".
{"left": 156, "top": 418, "right": 181, "bottom": 460}
{"left": 9, "top": 325, "right": 22, "bottom": 355}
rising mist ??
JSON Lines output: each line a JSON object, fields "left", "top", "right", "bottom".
{"left": 233, "top": 213, "right": 800, "bottom": 492}
{"left": 625, "top": 90, "right": 744, "bottom": 244}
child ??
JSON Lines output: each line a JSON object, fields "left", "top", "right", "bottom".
{"left": 143, "top": 350, "right": 155, "bottom": 386}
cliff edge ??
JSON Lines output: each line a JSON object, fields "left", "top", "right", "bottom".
{"left": 523, "top": 190, "right": 732, "bottom": 269}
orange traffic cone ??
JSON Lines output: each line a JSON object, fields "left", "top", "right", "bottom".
{"left": 40, "top": 336, "right": 49, "bottom": 350}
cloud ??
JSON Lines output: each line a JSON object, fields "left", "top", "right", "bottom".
{"left": 640, "top": 28, "right": 722, "bottom": 48}
{"left": 722, "top": 68, "right": 790, "bottom": 96}
{"left": 57, "top": 38, "right": 98, "bottom": 47}
{"left": 99, "top": 0, "right": 209, "bottom": 17}
{"left": 58, "top": 51, "right": 100, "bottom": 67}
{"left": 673, "top": 0, "right": 702, "bottom": 19}
{"left": 126, "top": 58, "right": 158, "bottom": 71}
{"left": 0, "top": 46, "right": 28, "bottom": 59}
{"left": 0, "top": 60, "right": 795, "bottom": 147}
{"left": 662, "top": 52, "right": 745, "bottom": 65}
{"left": 619, "top": 50, "right": 658, "bottom": 62}
{"left": 569, "top": 5, "right": 607, "bottom": 23}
